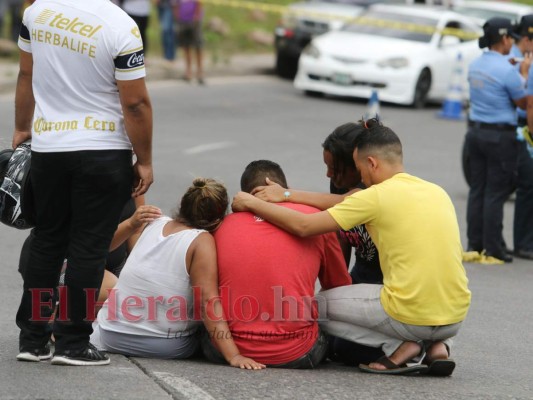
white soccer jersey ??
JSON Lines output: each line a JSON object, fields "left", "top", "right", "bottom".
{"left": 18, "top": 0, "right": 146, "bottom": 152}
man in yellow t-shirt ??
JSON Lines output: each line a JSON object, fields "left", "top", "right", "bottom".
{"left": 232, "top": 119, "right": 471, "bottom": 377}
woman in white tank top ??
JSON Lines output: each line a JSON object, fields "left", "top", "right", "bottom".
{"left": 91, "top": 178, "right": 265, "bottom": 370}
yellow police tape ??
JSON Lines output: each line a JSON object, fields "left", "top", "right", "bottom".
{"left": 201, "top": 0, "right": 481, "bottom": 41}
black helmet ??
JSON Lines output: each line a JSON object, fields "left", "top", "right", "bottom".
{"left": 0, "top": 142, "right": 35, "bottom": 229}
{"left": 0, "top": 149, "right": 13, "bottom": 181}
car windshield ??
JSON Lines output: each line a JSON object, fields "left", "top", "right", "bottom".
{"left": 342, "top": 10, "right": 438, "bottom": 43}
{"left": 452, "top": 7, "right": 518, "bottom": 22}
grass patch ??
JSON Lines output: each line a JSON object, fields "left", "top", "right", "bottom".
{"left": 146, "top": 0, "right": 293, "bottom": 61}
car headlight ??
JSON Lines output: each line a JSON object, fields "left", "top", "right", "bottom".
{"left": 377, "top": 57, "right": 409, "bottom": 69}
{"left": 303, "top": 44, "right": 321, "bottom": 59}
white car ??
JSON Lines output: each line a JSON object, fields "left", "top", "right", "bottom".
{"left": 451, "top": 1, "right": 533, "bottom": 25}
{"left": 274, "top": 0, "right": 424, "bottom": 78}
{"left": 294, "top": 4, "right": 483, "bottom": 107}
{"left": 275, "top": 0, "right": 383, "bottom": 78}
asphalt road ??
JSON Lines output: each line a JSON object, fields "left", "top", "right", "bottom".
{"left": 0, "top": 76, "right": 532, "bottom": 400}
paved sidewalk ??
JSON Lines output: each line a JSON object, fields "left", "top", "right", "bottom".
{"left": 0, "top": 52, "right": 276, "bottom": 94}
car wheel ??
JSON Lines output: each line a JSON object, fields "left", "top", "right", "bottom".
{"left": 412, "top": 68, "right": 431, "bottom": 109}
{"left": 275, "top": 52, "right": 298, "bottom": 79}
{"left": 462, "top": 139, "right": 471, "bottom": 187}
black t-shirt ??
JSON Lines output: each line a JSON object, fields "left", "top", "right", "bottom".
{"left": 330, "top": 181, "right": 383, "bottom": 284}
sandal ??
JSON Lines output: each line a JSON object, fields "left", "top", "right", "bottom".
{"left": 421, "top": 358, "right": 456, "bottom": 377}
{"left": 359, "top": 355, "right": 428, "bottom": 375}
{"left": 421, "top": 342, "right": 455, "bottom": 376}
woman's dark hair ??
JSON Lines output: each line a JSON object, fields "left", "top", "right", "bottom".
{"left": 172, "top": 178, "right": 228, "bottom": 232}
{"left": 322, "top": 122, "right": 366, "bottom": 180}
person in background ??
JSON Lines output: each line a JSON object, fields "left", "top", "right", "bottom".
{"left": 466, "top": 17, "right": 527, "bottom": 263}
{"left": 510, "top": 15, "right": 533, "bottom": 261}
{"left": 10, "top": 0, "right": 25, "bottom": 43}
{"left": 155, "top": 0, "right": 177, "bottom": 62}
{"left": 122, "top": 0, "right": 151, "bottom": 54}
{"left": 175, "top": 0, "right": 204, "bottom": 84}
{"left": 0, "top": 1, "right": 5, "bottom": 38}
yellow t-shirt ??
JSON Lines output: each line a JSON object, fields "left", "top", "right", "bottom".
{"left": 327, "top": 173, "right": 471, "bottom": 326}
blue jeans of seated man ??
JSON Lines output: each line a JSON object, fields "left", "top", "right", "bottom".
{"left": 514, "top": 140, "right": 533, "bottom": 253}
{"left": 318, "top": 284, "right": 461, "bottom": 358}
{"left": 158, "top": 4, "right": 176, "bottom": 61}
{"left": 16, "top": 150, "right": 133, "bottom": 353}
{"left": 200, "top": 327, "right": 328, "bottom": 368}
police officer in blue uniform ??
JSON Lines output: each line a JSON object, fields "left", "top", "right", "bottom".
{"left": 466, "top": 17, "right": 527, "bottom": 263}
{"left": 510, "top": 15, "right": 533, "bottom": 260}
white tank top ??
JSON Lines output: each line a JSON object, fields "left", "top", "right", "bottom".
{"left": 97, "top": 217, "right": 204, "bottom": 338}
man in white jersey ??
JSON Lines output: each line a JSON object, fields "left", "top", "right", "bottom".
{"left": 12, "top": 0, "right": 153, "bottom": 366}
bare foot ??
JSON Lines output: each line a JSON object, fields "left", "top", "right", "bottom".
{"left": 425, "top": 342, "right": 449, "bottom": 363}
{"left": 368, "top": 341, "right": 421, "bottom": 370}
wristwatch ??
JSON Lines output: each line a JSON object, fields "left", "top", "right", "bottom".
{"left": 283, "top": 190, "right": 291, "bottom": 200}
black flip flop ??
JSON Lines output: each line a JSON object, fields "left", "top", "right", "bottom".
{"left": 422, "top": 359, "right": 456, "bottom": 377}
{"left": 359, "top": 355, "right": 428, "bottom": 376}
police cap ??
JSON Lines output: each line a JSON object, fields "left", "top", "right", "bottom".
{"left": 514, "top": 14, "right": 533, "bottom": 39}
{"left": 478, "top": 17, "right": 521, "bottom": 49}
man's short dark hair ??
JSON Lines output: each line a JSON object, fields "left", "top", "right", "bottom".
{"left": 354, "top": 118, "right": 403, "bottom": 163}
{"left": 240, "top": 160, "right": 288, "bottom": 193}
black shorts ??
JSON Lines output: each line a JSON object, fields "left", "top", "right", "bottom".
{"left": 177, "top": 21, "right": 203, "bottom": 48}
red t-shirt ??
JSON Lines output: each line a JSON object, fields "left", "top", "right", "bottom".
{"left": 214, "top": 203, "right": 351, "bottom": 365}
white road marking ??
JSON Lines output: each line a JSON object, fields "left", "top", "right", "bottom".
{"left": 153, "top": 372, "right": 217, "bottom": 400}
{"left": 184, "top": 141, "right": 236, "bottom": 155}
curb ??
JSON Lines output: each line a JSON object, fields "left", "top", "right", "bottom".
{"left": 146, "top": 53, "right": 275, "bottom": 81}
{"left": 0, "top": 53, "right": 276, "bottom": 95}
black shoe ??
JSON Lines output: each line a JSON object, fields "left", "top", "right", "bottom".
{"left": 17, "top": 343, "right": 52, "bottom": 362}
{"left": 198, "top": 78, "right": 205, "bottom": 85}
{"left": 514, "top": 249, "right": 533, "bottom": 260}
{"left": 51, "top": 343, "right": 110, "bottom": 366}
{"left": 485, "top": 252, "right": 513, "bottom": 263}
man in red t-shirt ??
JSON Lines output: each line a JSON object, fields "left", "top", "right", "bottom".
{"left": 208, "top": 160, "right": 351, "bottom": 368}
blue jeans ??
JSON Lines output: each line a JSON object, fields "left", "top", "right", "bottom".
{"left": 16, "top": 150, "right": 133, "bottom": 352}
{"left": 201, "top": 327, "right": 328, "bottom": 369}
{"left": 158, "top": 4, "right": 176, "bottom": 61}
